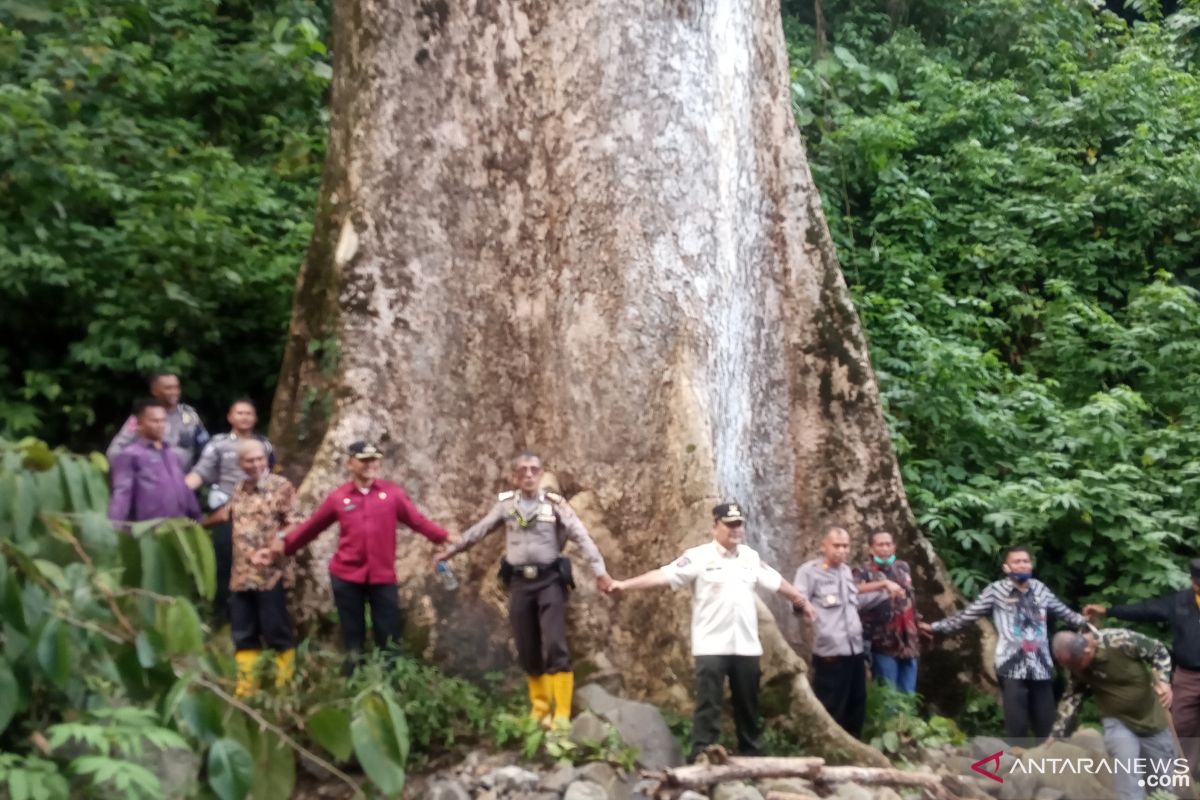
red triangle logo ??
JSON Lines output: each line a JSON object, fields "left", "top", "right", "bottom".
{"left": 971, "top": 751, "right": 1005, "bottom": 784}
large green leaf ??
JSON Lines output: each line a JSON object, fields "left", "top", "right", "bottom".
{"left": 139, "top": 529, "right": 191, "bottom": 597}
{"left": 57, "top": 456, "right": 87, "bottom": 512}
{"left": 207, "top": 738, "right": 253, "bottom": 800}
{"left": 168, "top": 520, "right": 216, "bottom": 601}
{"left": 35, "top": 619, "right": 71, "bottom": 688}
{"left": 351, "top": 691, "right": 408, "bottom": 797}
{"left": 0, "top": 658, "right": 20, "bottom": 734}
{"left": 307, "top": 706, "right": 353, "bottom": 761}
{"left": 162, "top": 599, "right": 203, "bottom": 656}
{"left": 177, "top": 691, "right": 224, "bottom": 745}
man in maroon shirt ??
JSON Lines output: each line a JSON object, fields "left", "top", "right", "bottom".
{"left": 262, "top": 441, "right": 452, "bottom": 673}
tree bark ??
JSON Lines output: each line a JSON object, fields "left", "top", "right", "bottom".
{"left": 270, "top": 0, "right": 971, "bottom": 758}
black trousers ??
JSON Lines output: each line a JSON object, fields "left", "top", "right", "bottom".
{"left": 230, "top": 584, "right": 295, "bottom": 651}
{"left": 691, "top": 655, "right": 763, "bottom": 759}
{"left": 211, "top": 519, "right": 233, "bottom": 624}
{"left": 508, "top": 570, "right": 571, "bottom": 675}
{"left": 331, "top": 576, "right": 403, "bottom": 674}
{"left": 1000, "top": 677, "right": 1055, "bottom": 741}
{"left": 812, "top": 654, "right": 868, "bottom": 739}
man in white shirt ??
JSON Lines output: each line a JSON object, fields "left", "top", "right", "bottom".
{"left": 612, "top": 502, "right": 816, "bottom": 760}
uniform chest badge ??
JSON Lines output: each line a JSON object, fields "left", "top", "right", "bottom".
{"left": 378, "top": 492, "right": 387, "bottom": 500}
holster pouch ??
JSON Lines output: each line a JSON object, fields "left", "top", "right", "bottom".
{"left": 556, "top": 556, "right": 575, "bottom": 591}
{"left": 498, "top": 559, "right": 514, "bottom": 587}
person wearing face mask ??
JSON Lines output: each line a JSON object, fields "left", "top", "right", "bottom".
{"left": 794, "top": 525, "right": 889, "bottom": 739}
{"left": 226, "top": 439, "right": 300, "bottom": 697}
{"left": 919, "top": 546, "right": 1088, "bottom": 741}
{"left": 854, "top": 530, "right": 921, "bottom": 694}
{"left": 610, "top": 503, "right": 816, "bottom": 761}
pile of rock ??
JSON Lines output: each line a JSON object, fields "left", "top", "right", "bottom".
{"left": 401, "top": 683, "right": 1125, "bottom": 800}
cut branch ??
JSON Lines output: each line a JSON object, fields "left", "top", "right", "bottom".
{"left": 650, "top": 757, "right": 825, "bottom": 790}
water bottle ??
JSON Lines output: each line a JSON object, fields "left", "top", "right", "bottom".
{"left": 436, "top": 561, "right": 458, "bottom": 591}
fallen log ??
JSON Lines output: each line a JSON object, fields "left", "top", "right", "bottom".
{"left": 649, "top": 759, "right": 962, "bottom": 800}
{"left": 651, "top": 756, "right": 825, "bottom": 789}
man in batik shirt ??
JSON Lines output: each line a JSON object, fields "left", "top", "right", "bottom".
{"left": 228, "top": 439, "right": 300, "bottom": 696}
{"left": 854, "top": 530, "right": 921, "bottom": 693}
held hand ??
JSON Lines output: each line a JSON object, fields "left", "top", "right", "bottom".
{"left": 918, "top": 621, "right": 935, "bottom": 641}
{"left": 885, "top": 580, "right": 906, "bottom": 599}
{"left": 794, "top": 599, "right": 817, "bottom": 623}
{"left": 1155, "top": 681, "right": 1173, "bottom": 711}
{"left": 250, "top": 548, "right": 273, "bottom": 567}
{"left": 269, "top": 537, "right": 285, "bottom": 559}
{"left": 596, "top": 574, "right": 615, "bottom": 594}
{"left": 1083, "top": 603, "right": 1107, "bottom": 622}
{"left": 431, "top": 545, "right": 449, "bottom": 569}
{"left": 608, "top": 579, "right": 624, "bottom": 594}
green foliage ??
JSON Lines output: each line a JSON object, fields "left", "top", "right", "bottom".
{"left": 0, "top": 0, "right": 330, "bottom": 447}
{"left": 788, "top": 0, "right": 1200, "bottom": 610}
{"left": 863, "top": 682, "right": 966, "bottom": 761}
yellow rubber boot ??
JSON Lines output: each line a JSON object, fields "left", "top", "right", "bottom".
{"left": 274, "top": 649, "right": 296, "bottom": 689}
{"left": 549, "top": 672, "right": 574, "bottom": 723}
{"left": 234, "top": 650, "right": 261, "bottom": 698}
{"left": 527, "top": 674, "right": 551, "bottom": 723}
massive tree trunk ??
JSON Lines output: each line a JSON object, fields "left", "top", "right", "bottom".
{"left": 271, "top": 0, "right": 972, "bottom": 762}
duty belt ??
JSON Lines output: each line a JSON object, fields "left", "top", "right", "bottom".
{"left": 513, "top": 563, "right": 555, "bottom": 580}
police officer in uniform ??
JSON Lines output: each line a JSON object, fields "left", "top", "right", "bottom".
{"left": 107, "top": 371, "right": 209, "bottom": 470}
{"left": 438, "top": 451, "right": 613, "bottom": 725}
{"left": 186, "top": 398, "right": 276, "bottom": 623}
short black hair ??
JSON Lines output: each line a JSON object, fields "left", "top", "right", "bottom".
{"left": 229, "top": 397, "right": 256, "bottom": 411}
{"left": 148, "top": 370, "right": 178, "bottom": 387}
{"left": 1003, "top": 545, "right": 1032, "bottom": 563}
{"left": 821, "top": 524, "right": 849, "bottom": 540}
{"left": 133, "top": 397, "right": 166, "bottom": 418}
{"left": 511, "top": 450, "right": 542, "bottom": 469}
{"left": 868, "top": 530, "right": 894, "bottom": 545}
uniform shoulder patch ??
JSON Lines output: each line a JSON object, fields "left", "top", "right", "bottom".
{"left": 497, "top": 490, "right": 516, "bottom": 501}
{"left": 544, "top": 491, "right": 565, "bottom": 505}
{"left": 674, "top": 556, "right": 691, "bottom": 569}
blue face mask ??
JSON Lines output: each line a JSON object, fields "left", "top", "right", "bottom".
{"left": 873, "top": 555, "right": 896, "bottom": 566}
{"left": 1008, "top": 571, "right": 1033, "bottom": 583}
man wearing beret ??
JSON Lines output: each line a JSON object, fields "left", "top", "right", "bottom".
{"left": 261, "top": 441, "right": 453, "bottom": 673}
{"left": 1085, "top": 558, "right": 1200, "bottom": 777}
{"left": 612, "top": 502, "right": 816, "bottom": 761}
{"left": 438, "top": 451, "right": 612, "bottom": 726}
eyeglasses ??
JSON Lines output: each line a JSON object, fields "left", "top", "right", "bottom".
{"left": 515, "top": 466, "right": 543, "bottom": 475}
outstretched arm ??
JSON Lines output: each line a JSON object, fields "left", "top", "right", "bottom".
{"left": 930, "top": 586, "right": 997, "bottom": 635}
{"left": 776, "top": 578, "right": 816, "bottom": 622}
{"left": 612, "top": 568, "right": 672, "bottom": 592}
{"left": 443, "top": 502, "right": 506, "bottom": 558}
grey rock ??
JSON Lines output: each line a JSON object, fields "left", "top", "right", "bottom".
{"left": 997, "top": 767, "right": 1039, "bottom": 800}
{"left": 426, "top": 780, "right": 471, "bottom": 800}
{"left": 628, "top": 777, "right": 660, "bottom": 800}
{"left": 575, "top": 682, "right": 685, "bottom": 770}
{"left": 1023, "top": 740, "right": 1114, "bottom": 797}
{"left": 541, "top": 762, "right": 580, "bottom": 792}
{"left": 511, "top": 793, "right": 561, "bottom": 800}
{"left": 678, "top": 792, "right": 710, "bottom": 800}
{"left": 571, "top": 711, "right": 615, "bottom": 744}
{"left": 875, "top": 788, "right": 905, "bottom": 800}
{"left": 480, "top": 765, "right": 541, "bottom": 792}
{"left": 142, "top": 745, "right": 200, "bottom": 800}
{"left": 833, "top": 782, "right": 875, "bottom": 800}
{"left": 760, "top": 778, "right": 816, "bottom": 794}
{"left": 564, "top": 780, "right": 610, "bottom": 800}
{"left": 970, "top": 736, "right": 1011, "bottom": 761}
{"left": 1066, "top": 727, "right": 1105, "bottom": 756}
{"left": 713, "top": 781, "right": 764, "bottom": 800}
{"left": 577, "top": 761, "right": 629, "bottom": 799}
{"left": 1034, "top": 789, "right": 1065, "bottom": 800}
